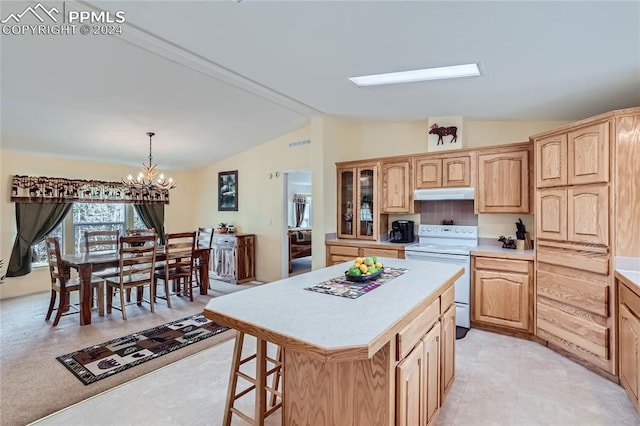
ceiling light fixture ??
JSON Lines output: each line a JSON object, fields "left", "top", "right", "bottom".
{"left": 349, "top": 63, "right": 481, "bottom": 87}
{"left": 123, "top": 132, "right": 177, "bottom": 190}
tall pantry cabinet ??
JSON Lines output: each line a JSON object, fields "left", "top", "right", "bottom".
{"left": 532, "top": 107, "right": 640, "bottom": 377}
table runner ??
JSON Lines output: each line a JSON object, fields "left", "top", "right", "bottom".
{"left": 304, "top": 267, "right": 408, "bottom": 299}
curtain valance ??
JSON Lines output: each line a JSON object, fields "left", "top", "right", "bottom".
{"left": 10, "top": 175, "right": 169, "bottom": 205}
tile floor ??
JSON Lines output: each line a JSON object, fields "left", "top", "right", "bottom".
{"left": 33, "top": 329, "right": 640, "bottom": 426}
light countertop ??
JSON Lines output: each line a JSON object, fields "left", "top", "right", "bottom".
{"left": 471, "top": 245, "right": 535, "bottom": 260}
{"left": 616, "top": 257, "right": 640, "bottom": 293}
{"left": 204, "top": 258, "right": 462, "bottom": 359}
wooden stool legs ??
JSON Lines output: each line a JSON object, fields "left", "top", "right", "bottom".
{"left": 224, "top": 331, "right": 283, "bottom": 426}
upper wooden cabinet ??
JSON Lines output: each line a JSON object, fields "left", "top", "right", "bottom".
{"left": 568, "top": 122, "right": 609, "bottom": 185}
{"left": 381, "top": 158, "right": 414, "bottom": 214}
{"left": 477, "top": 149, "right": 530, "bottom": 213}
{"left": 336, "top": 162, "right": 381, "bottom": 241}
{"left": 415, "top": 155, "right": 471, "bottom": 189}
{"left": 536, "top": 134, "right": 567, "bottom": 188}
{"left": 535, "top": 121, "right": 609, "bottom": 188}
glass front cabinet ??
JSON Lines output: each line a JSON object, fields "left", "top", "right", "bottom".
{"left": 337, "top": 162, "right": 380, "bottom": 241}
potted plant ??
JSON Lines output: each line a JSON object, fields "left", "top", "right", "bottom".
{"left": 217, "top": 222, "right": 228, "bottom": 234}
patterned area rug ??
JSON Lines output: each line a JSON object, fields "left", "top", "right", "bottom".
{"left": 57, "top": 313, "right": 229, "bottom": 385}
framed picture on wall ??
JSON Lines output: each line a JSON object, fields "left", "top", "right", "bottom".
{"left": 218, "top": 170, "right": 238, "bottom": 211}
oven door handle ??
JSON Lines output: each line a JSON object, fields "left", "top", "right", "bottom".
{"left": 404, "top": 251, "right": 468, "bottom": 261}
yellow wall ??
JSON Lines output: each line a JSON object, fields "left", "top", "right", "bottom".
{"left": 0, "top": 117, "right": 570, "bottom": 299}
{"left": 0, "top": 151, "right": 198, "bottom": 298}
{"left": 190, "top": 124, "right": 312, "bottom": 282}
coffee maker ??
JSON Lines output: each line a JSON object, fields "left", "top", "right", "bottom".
{"left": 389, "top": 220, "right": 415, "bottom": 243}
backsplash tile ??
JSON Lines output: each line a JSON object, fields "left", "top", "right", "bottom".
{"left": 419, "top": 200, "right": 477, "bottom": 225}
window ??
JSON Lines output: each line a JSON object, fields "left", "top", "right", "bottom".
{"left": 73, "top": 203, "right": 126, "bottom": 253}
{"left": 31, "top": 203, "right": 145, "bottom": 265}
{"left": 31, "top": 221, "right": 64, "bottom": 265}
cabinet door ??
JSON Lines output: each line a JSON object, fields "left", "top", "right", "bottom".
{"left": 356, "top": 165, "right": 379, "bottom": 241}
{"left": 442, "top": 156, "right": 471, "bottom": 187}
{"left": 415, "top": 158, "right": 442, "bottom": 189}
{"left": 567, "top": 184, "right": 609, "bottom": 245}
{"left": 536, "top": 134, "right": 567, "bottom": 188}
{"left": 477, "top": 150, "right": 529, "bottom": 213}
{"left": 337, "top": 167, "right": 356, "bottom": 239}
{"left": 396, "top": 341, "right": 425, "bottom": 426}
{"left": 381, "top": 160, "right": 412, "bottom": 213}
{"left": 474, "top": 269, "right": 529, "bottom": 330}
{"left": 536, "top": 188, "right": 567, "bottom": 241}
{"left": 568, "top": 122, "right": 609, "bottom": 185}
{"left": 423, "top": 323, "right": 441, "bottom": 425}
{"left": 440, "top": 304, "right": 455, "bottom": 400}
{"left": 235, "top": 236, "right": 255, "bottom": 283}
{"left": 619, "top": 303, "right": 640, "bottom": 408}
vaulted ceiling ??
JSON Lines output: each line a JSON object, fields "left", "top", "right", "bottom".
{"left": 2, "top": 0, "right": 639, "bottom": 170}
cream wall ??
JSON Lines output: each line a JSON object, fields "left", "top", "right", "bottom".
{"left": 0, "top": 151, "right": 198, "bottom": 299}
{"left": 0, "top": 117, "right": 571, "bottom": 298}
{"left": 190, "top": 124, "right": 312, "bottom": 283}
{"left": 316, "top": 118, "right": 571, "bottom": 243}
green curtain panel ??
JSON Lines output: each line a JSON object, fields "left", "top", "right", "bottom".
{"left": 7, "top": 203, "right": 72, "bottom": 277}
{"left": 134, "top": 204, "right": 166, "bottom": 245}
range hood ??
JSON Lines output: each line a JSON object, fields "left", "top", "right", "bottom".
{"left": 414, "top": 187, "right": 475, "bottom": 201}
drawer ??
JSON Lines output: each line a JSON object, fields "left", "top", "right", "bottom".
{"left": 441, "top": 285, "right": 454, "bottom": 312}
{"left": 362, "top": 248, "right": 401, "bottom": 259}
{"left": 537, "top": 244, "right": 609, "bottom": 275}
{"left": 620, "top": 281, "right": 640, "bottom": 319}
{"left": 537, "top": 302, "right": 609, "bottom": 359}
{"left": 328, "top": 245, "right": 360, "bottom": 257}
{"left": 474, "top": 257, "right": 529, "bottom": 274}
{"left": 397, "top": 298, "right": 440, "bottom": 361}
{"left": 537, "top": 264, "right": 609, "bottom": 317}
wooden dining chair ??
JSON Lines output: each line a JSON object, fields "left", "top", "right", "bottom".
{"left": 194, "top": 227, "right": 214, "bottom": 288}
{"left": 45, "top": 236, "right": 104, "bottom": 326}
{"left": 155, "top": 231, "right": 196, "bottom": 307}
{"left": 104, "top": 234, "right": 158, "bottom": 320}
{"left": 84, "top": 229, "right": 119, "bottom": 253}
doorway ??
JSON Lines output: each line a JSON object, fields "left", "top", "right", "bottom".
{"left": 283, "top": 170, "right": 312, "bottom": 277}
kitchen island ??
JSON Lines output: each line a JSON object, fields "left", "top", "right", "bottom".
{"left": 204, "top": 258, "right": 463, "bottom": 425}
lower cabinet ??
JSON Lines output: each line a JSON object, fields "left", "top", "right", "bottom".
{"left": 396, "top": 290, "right": 455, "bottom": 426}
{"left": 440, "top": 304, "right": 456, "bottom": 398}
{"left": 535, "top": 243, "right": 614, "bottom": 374}
{"left": 325, "top": 241, "right": 404, "bottom": 266}
{"left": 471, "top": 256, "right": 532, "bottom": 333}
{"left": 211, "top": 234, "right": 255, "bottom": 284}
{"left": 396, "top": 323, "right": 441, "bottom": 426}
{"left": 619, "top": 277, "right": 640, "bottom": 413}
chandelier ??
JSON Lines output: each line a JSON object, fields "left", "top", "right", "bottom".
{"left": 122, "top": 132, "right": 177, "bottom": 190}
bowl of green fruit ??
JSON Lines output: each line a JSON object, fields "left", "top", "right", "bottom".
{"left": 345, "top": 256, "right": 384, "bottom": 282}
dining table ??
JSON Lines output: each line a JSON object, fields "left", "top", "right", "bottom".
{"left": 61, "top": 245, "right": 212, "bottom": 325}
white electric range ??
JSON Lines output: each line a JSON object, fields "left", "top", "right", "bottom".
{"left": 404, "top": 224, "right": 478, "bottom": 328}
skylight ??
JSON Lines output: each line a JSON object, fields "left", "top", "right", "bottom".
{"left": 349, "top": 63, "right": 481, "bottom": 87}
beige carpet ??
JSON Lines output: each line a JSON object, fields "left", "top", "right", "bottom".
{"left": 0, "top": 280, "right": 258, "bottom": 426}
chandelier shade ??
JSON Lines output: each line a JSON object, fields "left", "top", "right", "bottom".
{"left": 122, "top": 132, "right": 177, "bottom": 190}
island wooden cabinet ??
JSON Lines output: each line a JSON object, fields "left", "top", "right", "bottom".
{"left": 619, "top": 276, "right": 640, "bottom": 413}
{"left": 336, "top": 161, "right": 381, "bottom": 241}
{"left": 471, "top": 256, "right": 532, "bottom": 333}
{"left": 476, "top": 147, "right": 531, "bottom": 213}
{"left": 396, "top": 285, "right": 455, "bottom": 426}
{"left": 414, "top": 154, "right": 471, "bottom": 189}
{"left": 381, "top": 158, "right": 415, "bottom": 214}
{"left": 396, "top": 322, "right": 441, "bottom": 426}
